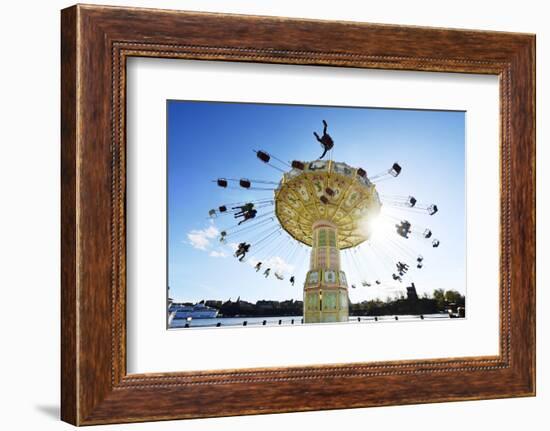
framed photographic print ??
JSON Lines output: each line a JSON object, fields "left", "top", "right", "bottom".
{"left": 61, "top": 4, "right": 535, "bottom": 425}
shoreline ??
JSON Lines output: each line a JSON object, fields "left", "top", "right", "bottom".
{"left": 169, "top": 313, "right": 460, "bottom": 329}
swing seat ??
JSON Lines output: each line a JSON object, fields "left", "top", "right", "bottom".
{"left": 390, "top": 162, "right": 402, "bottom": 177}
{"left": 291, "top": 160, "right": 305, "bottom": 170}
{"left": 356, "top": 167, "right": 367, "bottom": 178}
{"left": 239, "top": 179, "right": 251, "bottom": 188}
{"left": 256, "top": 151, "right": 270, "bottom": 163}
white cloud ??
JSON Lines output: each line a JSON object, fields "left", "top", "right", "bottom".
{"left": 209, "top": 250, "right": 228, "bottom": 258}
{"left": 187, "top": 225, "right": 219, "bottom": 251}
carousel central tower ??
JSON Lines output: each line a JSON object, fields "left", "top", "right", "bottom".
{"left": 304, "top": 220, "right": 348, "bottom": 322}
{"left": 274, "top": 159, "right": 382, "bottom": 323}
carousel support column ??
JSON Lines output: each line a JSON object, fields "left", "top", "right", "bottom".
{"left": 303, "top": 220, "right": 349, "bottom": 323}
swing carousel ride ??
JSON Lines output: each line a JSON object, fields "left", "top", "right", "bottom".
{"left": 207, "top": 121, "right": 440, "bottom": 324}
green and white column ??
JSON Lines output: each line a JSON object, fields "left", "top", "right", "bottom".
{"left": 303, "top": 220, "right": 349, "bottom": 323}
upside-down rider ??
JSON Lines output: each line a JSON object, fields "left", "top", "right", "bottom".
{"left": 313, "top": 120, "right": 334, "bottom": 159}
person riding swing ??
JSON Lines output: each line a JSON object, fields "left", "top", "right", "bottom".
{"left": 234, "top": 242, "right": 251, "bottom": 261}
{"left": 313, "top": 120, "right": 334, "bottom": 159}
{"left": 238, "top": 208, "right": 257, "bottom": 225}
{"left": 233, "top": 203, "right": 254, "bottom": 218}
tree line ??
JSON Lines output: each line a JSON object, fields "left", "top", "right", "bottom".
{"left": 196, "top": 289, "right": 465, "bottom": 318}
{"left": 350, "top": 289, "right": 465, "bottom": 316}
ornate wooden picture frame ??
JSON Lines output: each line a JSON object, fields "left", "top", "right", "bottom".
{"left": 61, "top": 4, "right": 535, "bottom": 425}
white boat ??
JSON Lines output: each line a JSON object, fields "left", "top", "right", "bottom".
{"left": 169, "top": 303, "right": 219, "bottom": 319}
{"left": 167, "top": 311, "right": 176, "bottom": 326}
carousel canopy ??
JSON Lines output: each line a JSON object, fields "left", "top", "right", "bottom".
{"left": 274, "top": 159, "right": 382, "bottom": 249}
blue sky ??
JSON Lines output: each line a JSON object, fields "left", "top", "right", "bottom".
{"left": 167, "top": 100, "right": 465, "bottom": 303}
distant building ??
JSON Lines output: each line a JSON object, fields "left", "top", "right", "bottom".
{"left": 406, "top": 283, "right": 418, "bottom": 301}
{"left": 205, "top": 300, "right": 222, "bottom": 309}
